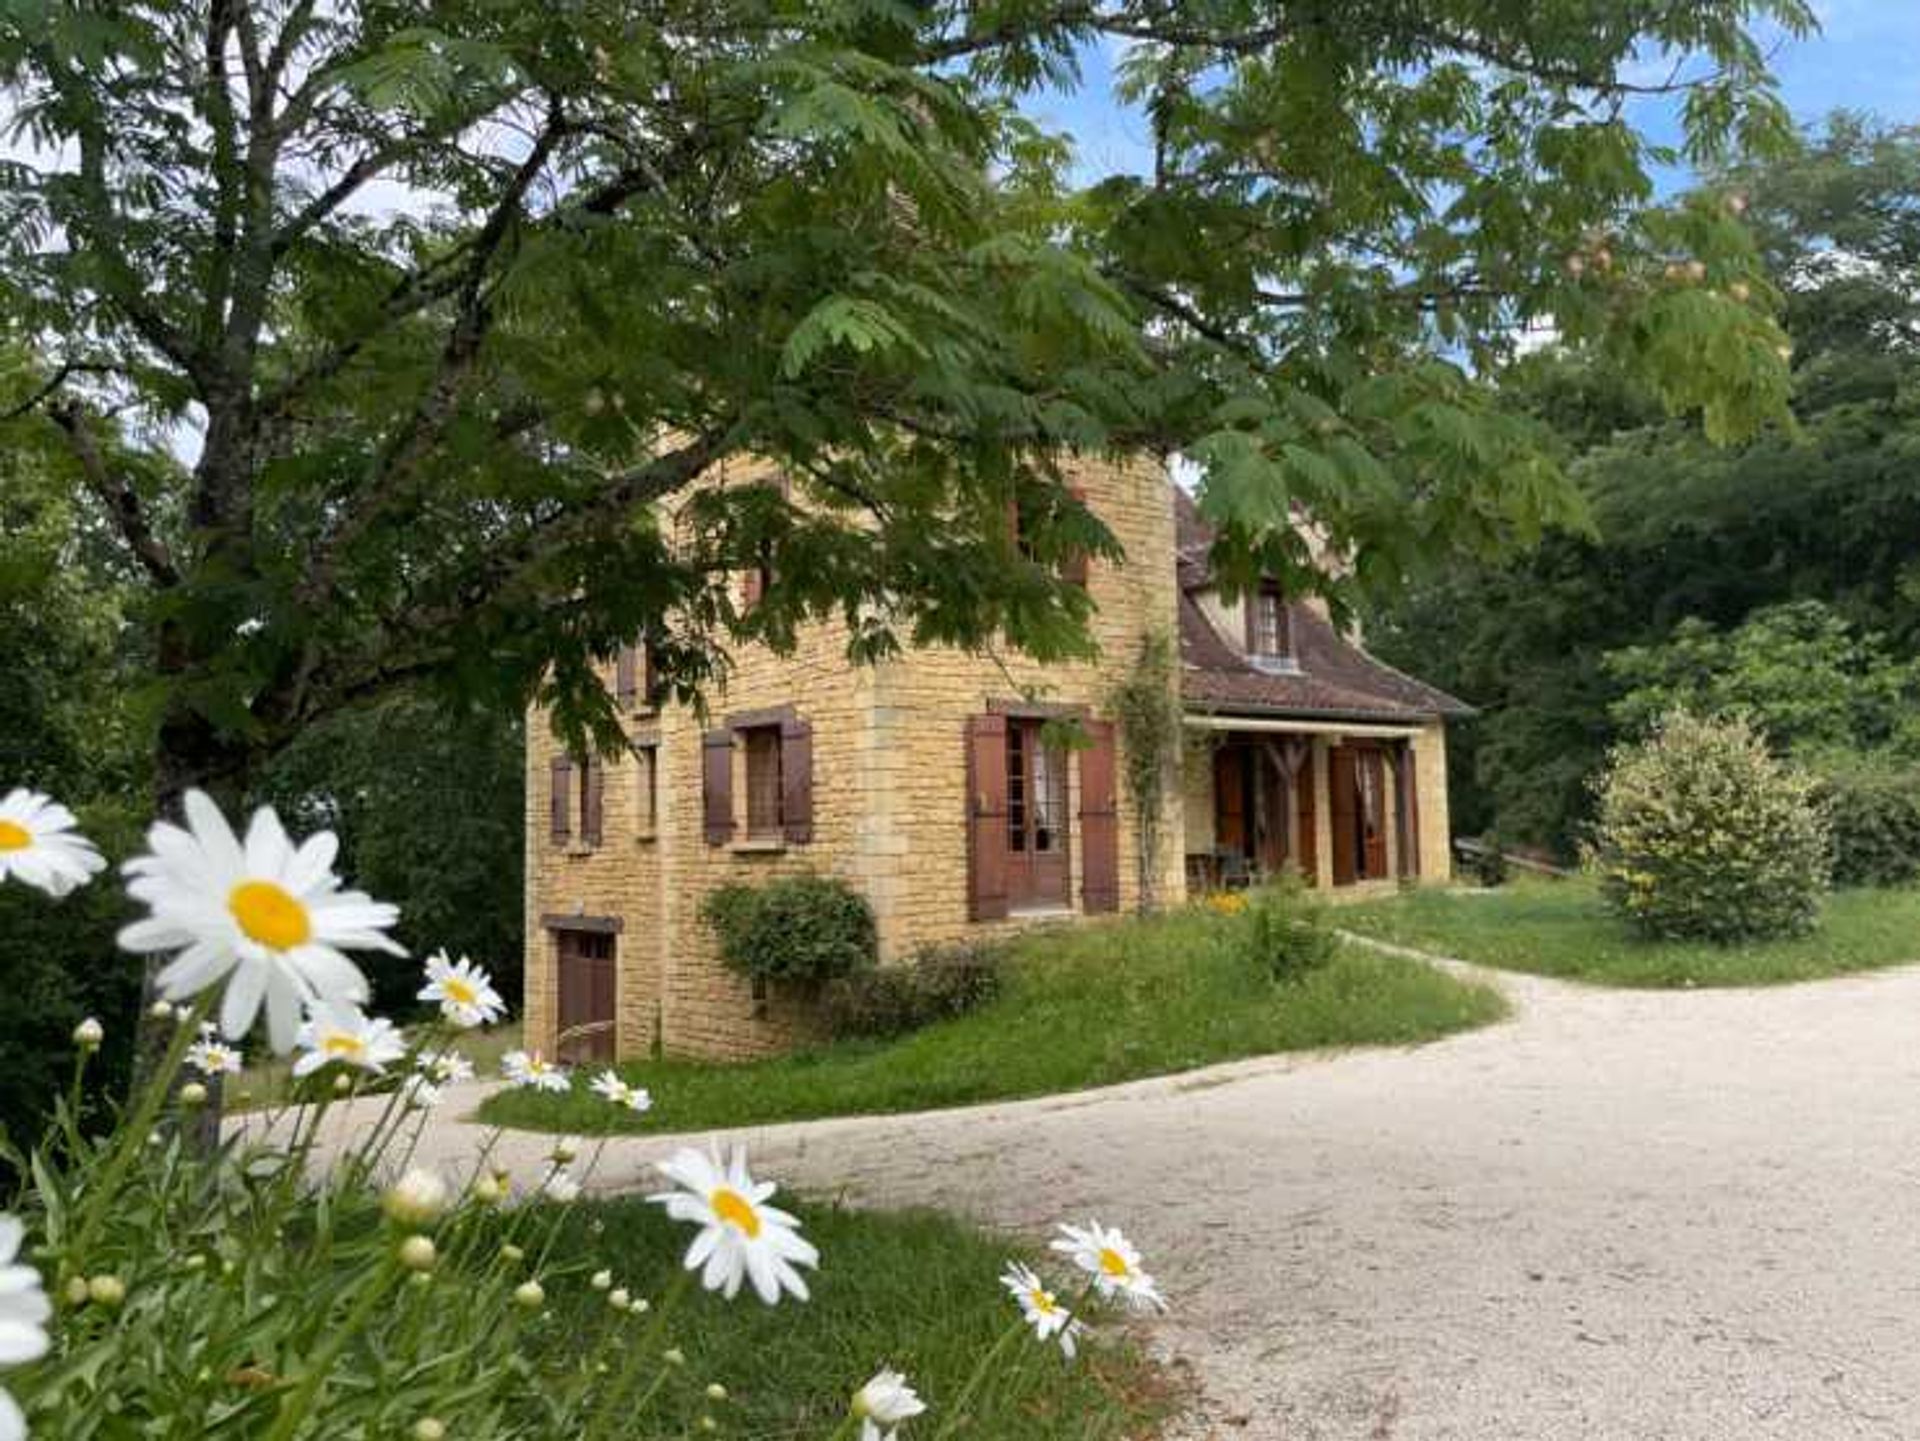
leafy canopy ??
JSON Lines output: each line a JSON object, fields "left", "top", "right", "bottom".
{"left": 0, "top": 1, "right": 1805, "bottom": 792}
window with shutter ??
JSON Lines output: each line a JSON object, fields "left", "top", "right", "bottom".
{"left": 780, "top": 717, "right": 813, "bottom": 844}
{"left": 1246, "top": 581, "right": 1291, "bottom": 659}
{"left": 965, "top": 715, "right": 1010, "bottom": 921}
{"left": 742, "top": 725, "right": 783, "bottom": 839}
{"left": 581, "top": 756, "right": 605, "bottom": 848}
{"left": 549, "top": 755, "right": 573, "bottom": 845}
{"left": 1079, "top": 719, "right": 1120, "bottom": 913}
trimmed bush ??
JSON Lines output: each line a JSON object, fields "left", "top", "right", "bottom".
{"left": 1587, "top": 712, "right": 1832, "bottom": 942}
{"left": 1243, "top": 880, "right": 1339, "bottom": 983}
{"left": 1809, "top": 750, "right": 1920, "bottom": 887}
{"left": 701, "top": 873, "right": 877, "bottom": 984}
{"left": 822, "top": 940, "right": 1005, "bottom": 1039}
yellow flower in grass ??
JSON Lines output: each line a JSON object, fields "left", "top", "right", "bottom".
{"left": 118, "top": 791, "right": 403, "bottom": 1051}
{"left": 1051, "top": 1220, "right": 1166, "bottom": 1312}
{"left": 649, "top": 1146, "right": 818, "bottom": 1305}
{"left": 999, "top": 1262, "right": 1082, "bottom": 1358}
{"left": 0, "top": 788, "right": 105, "bottom": 898}
{"left": 1204, "top": 891, "right": 1247, "bottom": 916}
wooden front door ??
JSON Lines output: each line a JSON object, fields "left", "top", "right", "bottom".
{"left": 1005, "top": 718, "right": 1070, "bottom": 909}
{"left": 556, "top": 929, "right": 616, "bottom": 1063}
{"left": 1330, "top": 745, "right": 1390, "bottom": 885}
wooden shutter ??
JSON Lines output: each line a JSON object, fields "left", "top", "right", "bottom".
{"left": 1060, "top": 485, "right": 1090, "bottom": 587}
{"left": 702, "top": 730, "right": 734, "bottom": 845}
{"left": 615, "top": 644, "right": 638, "bottom": 709}
{"left": 549, "top": 755, "right": 573, "bottom": 844}
{"left": 965, "top": 714, "right": 1010, "bottom": 921}
{"left": 1079, "top": 719, "right": 1119, "bottom": 913}
{"left": 641, "top": 643, "right": 658, "bottom": 711}
{"left": 1295, "top": 745, "right": 1318, "bottom": 884}
{"left": 1391, "top": 741, "right": 1420, "bottom": 879}
{"left": 581, "top": 755, "right": 604, "bottom": 847}
{"left": 1329, "top": 746, "right": 1358, "bottom": 886}
{"left": 1213, "top": 747, "right": 1247, "bottom": 854}
{"left": 781, "top": 716, "right": 813, "bottom": 844}
{"left": 1361, "top": 751, "right": 1389, "bottom": 880}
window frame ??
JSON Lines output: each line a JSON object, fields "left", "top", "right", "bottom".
{"left": 741, "top": 724, "right": 785, "bottom": 841}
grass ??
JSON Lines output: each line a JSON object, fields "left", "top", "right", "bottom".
{"left": 1338, "top": 876, "right": 1920, "bottom": 987}
{"left": 542, "top": 1197, "right": 1179, "bottom": 1439}
{"left": 230, "top": 1019, "right": 523, "bottom": 1111}
{"left": 480, "top": 902, "right": 1506, "bottom": 1135}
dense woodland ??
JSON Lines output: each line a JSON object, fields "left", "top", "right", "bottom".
{"left": 1368, "top": 116, "right": 1920, "bottom": 862}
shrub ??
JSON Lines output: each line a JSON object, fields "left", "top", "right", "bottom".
{"left": 1242, "top": 881, "right": 1339, "bottom": 983}
{"left": 1472, "top": 834, "right": 1510, "bottom": 888}
{"left": 1587, "top": 711, "right": 1832, "bottom": 942}
{"left": 821, "top": 940, "right": 1005, "bottom": 1038}
{"left": 702, "top": 873, "right": 878, "bottom": 984}
{"left": 1808, "top": 750, "right": 1920, "bottom": 887}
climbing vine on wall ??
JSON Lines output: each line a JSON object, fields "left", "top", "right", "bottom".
{"left": 1110, "top": 632, "right": 1183, "bottom": 912}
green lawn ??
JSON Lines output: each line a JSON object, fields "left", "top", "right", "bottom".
{"left": 543, "top": 1198, "right": 1177, "bottom": 1439}
{"left": 1338, "top": 877, "right": 1920, "bottom": 987}
{"left": 480, "top": 904, "right": 1505, "bottom": 1135}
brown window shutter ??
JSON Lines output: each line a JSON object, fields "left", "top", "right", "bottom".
{"left": 641, "top": 643, "right": 658, "bottom": 711}
{"left": 702, "top": 730, "right": 735, "bottom": 845}
{"left": 1079, "top": 719, "right": 1120, "bottom": 913}
{"left": 581, "top": 755, "right": 605, "bottom": 847}
{"left": 965, "top": 714, "right": 1010, "bottom": 920}
{"left": 780, "top": 716, "right": 813, "bottom": 844}
{"left": 1393, "top": 740, "right": 1421, "bottom": 878}
{"left": 549, "top": 755, "right": 573, "bottom": 845}
{"left": 1060, "top": 485, "right": 1090, "bottom": 587}
{"left": 615, "top": 644, "right": 638, "bottom": 709}
{"left": 1329, "top": 746, "right": 1358, "bottom": 886}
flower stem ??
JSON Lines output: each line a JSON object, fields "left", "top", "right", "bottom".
{"left": 931, "top": 1316, "right": 1027, "bottom": 1440}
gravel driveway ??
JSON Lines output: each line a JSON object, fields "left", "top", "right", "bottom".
{"left": 303, "top": 943, "right": 1920, "bottom": 1439}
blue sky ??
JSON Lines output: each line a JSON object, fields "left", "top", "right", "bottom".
{"left": 1024, "top": 4, "right": 1920, "bottom": 190}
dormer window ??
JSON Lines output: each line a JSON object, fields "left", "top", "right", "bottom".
{"left": 1247, "top": 581, "right": 1294, "bottom": 669}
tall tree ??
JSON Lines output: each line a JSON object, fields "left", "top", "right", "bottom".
{"left": 1366, "top": 115, "right": 1920, "bottom": 852}
{"left": 1, "top": 1, "right": 1801, "bottom": 810}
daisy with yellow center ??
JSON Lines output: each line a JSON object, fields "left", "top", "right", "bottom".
{"left": 0, "top": 787, "right": 105, "bottom": 899}
{"left": 999, "top": 1262, "right": 1083, "bottom": 1358}
{"left": 291, "top": 1001, "right": 406, "bottom": 1078}
{"left": 185, "top": 1025, "right": 243, "bottom": 1077}
{"left": 501, "top": 1049, "right": 571, "bottom": 1094}
{"left": 1050, "top": 1221, "right": 1165, "bottom": 1312}
{"left": 589, "top": 1070, "right": 653, "bottom": 1114}
{"left": 417, "top": 950, "right": 506, "bottom": 1029}
{"left": 118, "top": 791, "right": 403, "bottom": 1051}
{"left": 649, "top": 1145, "right": 818, "bottom": 1305}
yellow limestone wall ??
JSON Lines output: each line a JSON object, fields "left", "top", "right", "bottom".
{"left": 525, "top": 454, "right": 1187, "bottom": 1062}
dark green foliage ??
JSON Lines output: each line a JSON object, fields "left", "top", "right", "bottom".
{"left": 1365, "top": 118, "right": 1920, "bottom": 856}
{"left": 1811, "top": 752, "right": 1920, "bottom": 888}
{"left": 1473, "top": 837, "right": 1512, "bottom": 888}
{"left": 701, "top": 874, "right": 877, "bottom": 985}
{"left": 1242, "top": 881, "right": 1339, "bottom": 983}
{"left": 820, "top": 941, "right": 1005, "bottom": 1039}
{"left": 252, "top": 699, "right": 526, "bottom": 1013}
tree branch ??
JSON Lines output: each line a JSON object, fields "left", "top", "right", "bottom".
{"left": 49, "top": 401, "right": 180, "bottom": 586}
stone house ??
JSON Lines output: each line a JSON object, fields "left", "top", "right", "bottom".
{"left": 523, "top": 458, "right": 1468, "bottom": 1064}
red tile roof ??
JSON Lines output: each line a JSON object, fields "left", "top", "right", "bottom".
{"left": 1172, "top": 487, "right": 1472, "bottom": 722}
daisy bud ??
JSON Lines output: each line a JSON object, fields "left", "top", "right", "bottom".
{"left": 1686, "top": 260, "right": 1707, "bottom": 283}
{"left": 501, "top": 1243, "right": 525, "bottom": 1263}
{"left": 663, "top": 1347, "right": 685, "bottom": 1367}
{"left": 1728, "top": 280, "right": 1751, "bottom": 302}
{"left": 590, "top": 1269, "right": 612, "bottom": 1290}
{"left": 414, "top": 1420, "right": 447, "bottom": 1441}
{"left": 382, "top": 1168, "right": 450, "bottom": 1227}
{"left": 179, "top": 1082, "right": 208, "bottom": 1107}
{"left": 513, "top": 1280, "right": 545, "bottom": 1310}
{"left": 72, "top": 1017, "right": 104, "bottom": 1049}
{"left": 184, "top": 1254, "right": 207, "bottom": 1271}
{"left": 332, "top": 1073, "right": 353, "bottom": 1094}
{"left": 630, "top": 1297, "right": 650, "bottom": 1315}
{"left": 87, "top": 1274, "right": 126, "bottom": 1307}
{"left": 607, "top": 1287, "right": 630, "bottom": 1311}
{"left": 698, "top": 1419, "right": 717, "bottom": 1434}
{"left": 472, "top": 1175, "right": 506, "bottom": 1205}
{"left": 551, "top": 1137, "right": 579, "bottom": 1164}
{"left": 149, "top": 999, "right": 174, "bottom": 1021}
{"left": 64, "top": 1276, "right": 90, "bottom": 1306}
{"left": 705, "top": 1383, "right": 729, "bottom": 1402}
{"left": 398, "top": 1236, "right": 437, "bottom": 1272}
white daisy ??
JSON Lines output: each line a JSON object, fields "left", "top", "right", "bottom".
{"left": 500, "top": 1050, "right": 570, "bottom": 1093}
{"left": 539, "top": 1166, "right": 582, "bottom": 1204}
{"left": 185, "top": 1025, "right": 243, "bottom": 1077}
{"left": 854, "top": 1366, "right": 926, "bottom": 1440}
{"left": 291, "top": 1001, "right": 406, "bottom": 1078}
{"left": 423, "top": 1050, "right": 473, "bottom": 1085}
{"left": 1050, "top": 1221, "right": 1165, "bottom": 1312}
{"left": 400, "top": 1074, "right": 443, "bottom": 1110}
{"left": 0, "top": 787, "right": 105, "bottom": 898}
{"left": 648, "top": 1146, "right": 818, "bottom": 1305}
{"left": 1000, "top": 1262, "right": 1083, "bottom": 1358}
{"left": 0, "top": 1213, "right": 51, "bottom": 1441}
{"left": 417, "top": 950, "right": 506, "bottom": 1029}
{"left": 117, "top": 791, "right": 404, "bottom": 1051}
{"left": 589, "top": 1070, "right": 653, "bottom": 1114}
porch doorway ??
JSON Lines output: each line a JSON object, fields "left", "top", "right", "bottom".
{"left": 555, "top": 928, "right": 617, "bottom": 1063}
{"left": 1209, "top": 738, "right": 1310, "bottom": 886}
{"left": 1330, "top": 744, "right": 1390, "bottom": 885}
{"left": 1005, "top": 717, "right": 1070, "bottom": 910}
